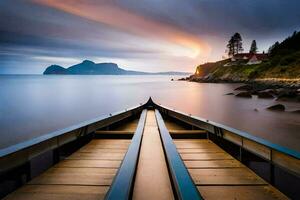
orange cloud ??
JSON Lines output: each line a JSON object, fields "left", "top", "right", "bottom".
{"left": 32, "top": 0, "right": 211, "bottom": 59}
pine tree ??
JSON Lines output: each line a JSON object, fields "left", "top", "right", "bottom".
{"left": 226, "top": 37, "right": 235, "bottom": 57}
{"left": 226, "top": 33, "right": 243, "bottom": 57}
{"left": 249, "top": 40, "right": 257, "bottom": 54}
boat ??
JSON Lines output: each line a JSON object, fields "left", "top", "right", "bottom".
{"left": 0, "top": 98, "right": 299, "bottom": 199}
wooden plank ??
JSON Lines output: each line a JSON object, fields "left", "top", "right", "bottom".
{"left": 78, "top": 148, "right": 127, "bottom": 153}
{"left": 132, "top": 110, "right": 174, "bottom": 200}
{"left": 4, "top": 185, "right": 108, "bottom": 200}
{"left": 272, "top": 150, "right": 300, "bottom": 175}
{"left": 85, "top": 143, "right": 130, "bottom": 147}
{"left": 95, "top": 131, "right": 134, "bottom": 135}
{"left": 4, "top": 137, "right": 130, "bottom": 199}
{"left": 83, "top": 143, "right": 130, "bottom": 147}
{"left": 169, "top": 130, "right": 206, "bottom": 134}
{"left": 198, "top": 186, "right": 288, "bottom": 200}
{"left": 243, "top": 138, "right": 271, "bottom": 160}
{"left": 189, "top": 168, "right": 266, "bottom": 185}
{"left": 184, "top": 160, "right": 243, "bottom": 168}
{"left": 180, "top": 153, "right": 233, "bottom": 161}
{"left": 34, "top": 167, "right": 117, "bottom": 175}
{"left": 67, "top": 152, "right": 125, "bottom": 160}
{"left": 55, "top": 159, "right": 121, "bottom": 168}
{"left": 175, "top": 143, "right": 217, "bottom": 149}
{"left": 223, "top": 130, "right": 243, "bottom": 146}
{"left": 28, "top": 167, "right": 116, "bottom": 186}
{"left": 175, "top": 138, "right": 288, "bottom": 199}
{"left": 174, "top": 139, "right": 212, "bottom": 143}
{"left": 177, "top": 148, "right": 224, "bottom": 153}
{"left": 79, "top": 145, "right": 129, "bottom": 150}
{"left": 88, "top": 139, "right": 131, "bottom": 144}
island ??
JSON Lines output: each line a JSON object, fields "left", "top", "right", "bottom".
{"left": 43, "top": 60, "right": 190, "bottom": 76}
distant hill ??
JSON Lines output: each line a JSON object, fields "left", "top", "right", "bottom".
{"left": 190, "top": 31, "right": 300, "bottom": 84}
{"left": 43, "top": 60, "right": 190, "bottom": 76}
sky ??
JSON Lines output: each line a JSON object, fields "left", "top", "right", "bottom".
{"left": 0, "top": 0, "right": 299, "bottom": 74}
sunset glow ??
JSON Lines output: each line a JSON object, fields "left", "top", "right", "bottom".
{"left": 34, "top": 0, "right": 210, "bottom": 59}
{"left": 0, "top": 0, "right": 299, "bottom": 74}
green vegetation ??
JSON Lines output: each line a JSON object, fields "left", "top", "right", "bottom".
{"left": 192, "top": 31, "right": 300, "bottom": 82}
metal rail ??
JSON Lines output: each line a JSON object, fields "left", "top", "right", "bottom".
{"left": 155, "top": 109, "right": 203, "bottom": 200}
{"left": 105, "top": 109, "right": 147, "bottom": 200}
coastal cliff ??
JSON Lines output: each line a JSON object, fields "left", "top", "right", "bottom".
{"left": 188, "top": 31, "right": 300, "bottom": 87}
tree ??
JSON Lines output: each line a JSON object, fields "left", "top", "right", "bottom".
{"left": 226, "top": 37, "right": 235, "bottom": 57}
{"left": 249, "top": 40, "right": 257, "bottom": 54}
{"left": 268, "top": 41, "right": 280, "bottom": 56}
{"left": 226, "top": 33, "right": 243, "bottom": 57}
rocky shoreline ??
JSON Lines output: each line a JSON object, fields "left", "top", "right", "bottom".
{"left": 179, "top": 76, "right": 300, "bottom": 112}
{"left": 231, "top": 84, "right": 300, "bottom": 101}
{"left": 180, "top": 75, "right": 300, "bottom": 89}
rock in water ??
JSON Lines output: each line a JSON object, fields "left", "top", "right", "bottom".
{"left": 267, "top": 104, "right": 285, "bottom": 111}
{"left": 257, "top": 91, "right": 274, "bottom": 98}
{"left": 235, "top": 92, "right": 252, "bottom": 98}
{"left": 276, "top": 89, "right": 299, "bottom": 101}
{"left": 234, "top": 84, "right": 254, "bottom": 91}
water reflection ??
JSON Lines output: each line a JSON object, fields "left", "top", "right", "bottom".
{"left": 0, "top": 75, "right": 299, "bottom": 151}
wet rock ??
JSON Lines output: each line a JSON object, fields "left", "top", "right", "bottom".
{"left": 171, "top": 78, "right": 174, "bottom": 81}
{"left": 267, "top": 104, "right": 285, "bottom": 111}
{"left": 261, "top": 89, "right": 277, "bottom": 95}
{"left": 235, "top": 92, "right": 252, "bottom": 98}
{"left": 234, "top": 84, "right": 254, "bottom": 91}
{"left": 251, "top": 90, "right": 259, "bottom": 95}
{"left": 225, "top": 93, "right": 235, "bottom": 95}
{"left": 257, "top": 91, "right": 274, "bottom": 98}
{"left": 276, "top": 89, "right": 299, "bottom": 101}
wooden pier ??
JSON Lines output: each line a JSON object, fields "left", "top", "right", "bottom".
{"left": 1, "top": 99, "right": 298, "bottom": 199}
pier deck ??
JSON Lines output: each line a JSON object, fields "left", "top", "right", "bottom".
{"left": 132, "top": 110, "right": 174, "bottom": 199}
{"left": 4, "top": 139, "right": 130, "bottom": 200}
{"left": 3, "top": 108, "right": 290, "bottom": 200}
{"left": 174, "top": 139, "right": 288, "bottom": 199}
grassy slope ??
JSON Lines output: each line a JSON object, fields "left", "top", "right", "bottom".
{"left": 211, "top": 51, "right": 300, "bottom": 81}
{"left": 191, "top": 31, "right": 300, "bottom": 83}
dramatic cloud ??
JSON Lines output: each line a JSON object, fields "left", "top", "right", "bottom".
{"left": 0, "top": 0, "right": 299, "bottom": 74}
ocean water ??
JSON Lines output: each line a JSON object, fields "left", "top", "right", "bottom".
{"left": 0, "top": 75, "right": 299, "bottom": 151}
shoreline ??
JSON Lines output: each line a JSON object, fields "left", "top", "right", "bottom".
{"left": 182, "top": 76, "right": 300, "bottom": 89}
{"left": 180, "top": 76, "right": 300, "bottom": 104}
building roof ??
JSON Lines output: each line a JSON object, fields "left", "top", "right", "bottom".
{"left": 233, "top": 53, "right": 268, "bottom": 60}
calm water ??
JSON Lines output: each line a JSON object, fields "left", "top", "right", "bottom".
{"left": 0, "top": 75, "right": 299, "bottom": 152}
